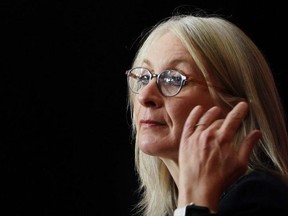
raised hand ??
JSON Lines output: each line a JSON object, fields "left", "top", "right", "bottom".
{"left": 177, "top": 102, "right": 262, "bottom": 212}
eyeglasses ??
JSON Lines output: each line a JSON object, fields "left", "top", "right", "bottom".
{"left": 126, "top": 67, "right": 207, "bottom": 97}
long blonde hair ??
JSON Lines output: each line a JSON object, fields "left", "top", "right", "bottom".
{"left": 127, "top": 14, "right": 288, "bottom": 216}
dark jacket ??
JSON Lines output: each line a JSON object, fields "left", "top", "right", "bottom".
{"left": 218, "top": 170, "right": 288, "bottom": 215}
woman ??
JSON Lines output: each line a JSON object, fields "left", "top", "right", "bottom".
{"left": 125, "top": 13, "right": 288, "bottom": 216}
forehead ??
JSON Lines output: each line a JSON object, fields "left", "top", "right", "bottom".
{"left": 141, "top": 32, "right": 200, "bottom": 76}
{"left": 146, "top": 32, "right": 190, "bottom": 60}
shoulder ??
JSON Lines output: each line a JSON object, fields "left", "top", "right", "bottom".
{"left": 219, "top": 169, "right": 288, "bottom": 215}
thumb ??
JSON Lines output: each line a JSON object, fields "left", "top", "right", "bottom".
{"left": 238, "top": 130, "right": 262, "bottom": 165}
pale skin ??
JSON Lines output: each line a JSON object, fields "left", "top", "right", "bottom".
{"left": 134, "top": 32, "right": 262, "bottom": 213}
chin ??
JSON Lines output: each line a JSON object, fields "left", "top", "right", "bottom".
{"left": 139, "top": 141, "right": 176, "bottom": 158}
{"left": 139, "top": 142, "right": 158, "bottom": 156}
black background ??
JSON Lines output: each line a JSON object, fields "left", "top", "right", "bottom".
{"left": 1, "top": 0, "right": 287, "bottom": 215}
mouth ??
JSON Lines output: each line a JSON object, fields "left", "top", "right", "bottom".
{"left": 140, "top": 119, "right": 167, "bottom": 128}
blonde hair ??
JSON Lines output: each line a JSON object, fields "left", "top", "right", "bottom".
{"left": 127, "top": 14, "right": 288, "bottom": 216}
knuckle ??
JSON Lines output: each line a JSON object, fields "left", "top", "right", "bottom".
{"left": 201, "top": 129, "right": 216, "bottom": 143}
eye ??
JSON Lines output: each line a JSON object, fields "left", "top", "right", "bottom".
{"left": 160, "top": 71, "right": 183, "bottom": 86}
{"left": 139, "top": 74, "right": 150, "bottom": 85}
{"left": 167, "top": 76, "right": 182, "bottom": 86}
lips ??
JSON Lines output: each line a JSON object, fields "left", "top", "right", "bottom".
{"left": 140, "top": 119, "right": 166, "bottom": 127}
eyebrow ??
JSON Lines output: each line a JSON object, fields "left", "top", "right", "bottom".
{"left": 142, "top": 58, "right": 191, "bottom": 69}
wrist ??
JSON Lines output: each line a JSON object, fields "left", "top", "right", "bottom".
{"left": 174, "top": 203, "right": 217, "bottom": 216}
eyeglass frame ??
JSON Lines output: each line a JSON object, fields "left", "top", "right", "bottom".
{"left": 125, "top": 67, "right": 210, "bottom": 97}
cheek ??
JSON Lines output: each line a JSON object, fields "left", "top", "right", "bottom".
{"left": 133, "top": 102, "right": 141, "bottom": 129}
{"left": 169, "top": 104, "right": 193, "bottom": 131}
{"left": 169, "top": 95, "right": 215, "bottom": 129}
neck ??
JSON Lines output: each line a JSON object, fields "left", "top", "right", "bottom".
{"left": 161, "top": 157, "right": 180, "bottom": 187}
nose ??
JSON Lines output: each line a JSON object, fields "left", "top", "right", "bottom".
{"left": 137, "top": 76, "right": 163, "bottom": 108}
{"left": 150, "top": 73, "right": 158, "bottom": 80}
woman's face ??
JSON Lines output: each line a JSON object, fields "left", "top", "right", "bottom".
{"left": 134, "top": 32, "right": 215, "bottom": 160}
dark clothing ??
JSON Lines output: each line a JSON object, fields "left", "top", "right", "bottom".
{"left": 218, "top": 170, "right": 288, "bottom": 215}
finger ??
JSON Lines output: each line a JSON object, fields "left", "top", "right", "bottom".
{"left": 219, "top": 102, "right": 249, "bottom": 140}
{"left": 194, "top": 106, "right": 222, "bottom": 131}
{"left": 238, "top": 130, "right": 262, "bottom": 165}
{"left": 183, "top": 105, "right": 204, "bottom": 136}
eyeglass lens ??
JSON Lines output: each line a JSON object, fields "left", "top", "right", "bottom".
{"left": 127, "top": 67, "right": 185, "bottom": 96}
